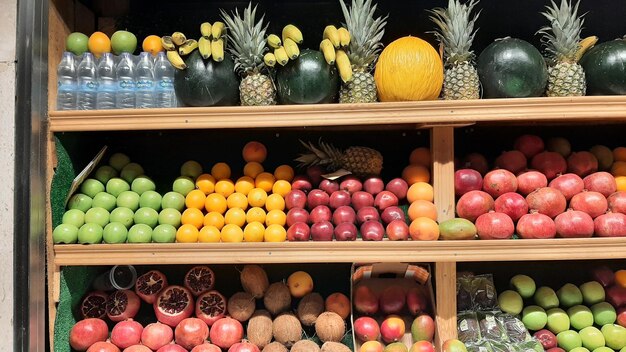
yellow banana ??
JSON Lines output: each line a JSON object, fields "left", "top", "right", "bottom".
{"left": 178, "top": 39, "right": 198, "bottom": 56}
{"left": 198, "top": 36, "right": 212, "bottom": 59}
{"left": 283, "top": 38, "right": 300, "bottom": 59}
{"left": 323, "top": 25, "right": 340, "bottom": 48}
{"left": 338, "top": 27, "right": 351, "bottom": 47}
{"left": 274, "top": 46, "right": 289, "bottom": 66}
{"left": 212, "top": 21, "right": 226, "bottom": 40}
{"left": 161, "top": 36, "right": 176, "bottom": 51}
{"left": 171, "top": 32, "right": 187, "bottom": 46}
{"left": 319, "top": 39, "right": 336, "bottom": 65}
{"left": 267, "top": 34, "right": 282, "bottom": 49}
{"left": 264, "top": 52, "right": 276, "bottom": 67}
{"left": 282, "top": 24, "right": 303, "bottom": 44}
{"left": 167, "top": 50, "right": 187, "bottom": 70}
{"left": 200, "top": 22, "right": 212, "bottom": 38}
{"left": 574, "top": 35, "right": 599, "bottom": 62}
{"left": 211, "top": 39, "right": 224, "bottom": 62}
{"left": 335, "top": 49, "right": 353, "bottom": 83}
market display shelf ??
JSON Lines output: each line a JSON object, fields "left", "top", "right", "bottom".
{"left": 47, "top": 96, "right": 626, "bottom": 132}
{"left": 53, "top": 237, "right": 626, "bottom": 266}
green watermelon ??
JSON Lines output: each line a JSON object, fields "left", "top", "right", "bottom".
{"left": 580, "top": 39, "right": 626, "bottom": 95}
{"left": 276, "top": 49, "right": 339, "bottom": 104}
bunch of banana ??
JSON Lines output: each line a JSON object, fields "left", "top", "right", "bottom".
{"left": 264, "top": 24, "right": 303, "bottom": 67}
{"left": 162, "top": 32, "right": 190, "bottom": 70}
{"left": 198, "top": 21, "right": 226, "bottom": 62}
{"left": 319, "top": 25, "right": 352, "bottom": 83}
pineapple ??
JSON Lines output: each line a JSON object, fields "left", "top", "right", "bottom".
{"left": 221, "top": 4, "right": 276, "bottom": 106}
{"left": 295, "top": 140, "right": 383, "bottom": 177}
{"left": 429, "top": 0, "right": 481, "bottom": 100}
{"left": 537, "top": 0, "right": 589, "bottom": 97}
{"left": 338, "top": 0, "right": 388, "bottom": 104}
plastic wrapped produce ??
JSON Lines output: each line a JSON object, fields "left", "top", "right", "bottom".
{"left": 457, "top": 311, "right": 482, "bottom": 343}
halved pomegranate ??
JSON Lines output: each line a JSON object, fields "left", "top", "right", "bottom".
{"left": 135, "top": 270, "right": 168, "bottom": 304}
{"left": 154, "top": 285, "right": 195, "bottom": 327}
{"left": 80, "top": 291, "right": 108, "bottom": 319}
{"left": 106, "top": 290, "right": 141, "bottom": 322}
{"left": 195, "top": 290, "right": 227, "bottom": 326}
{"left": 184, "top": 266, "right": 216, "bottom": 297}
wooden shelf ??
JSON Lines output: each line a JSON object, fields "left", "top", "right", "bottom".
{"left": 48, "top": 96, "right": 626, "bottom": 132}
{"left": 53, "top": 237, "right": 626, "bottom": 266}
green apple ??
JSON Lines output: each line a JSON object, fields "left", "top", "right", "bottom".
{"left": 172, "top": 176, "right": 195, "bottom": 196}
{"left": 80, "top": 178, "right": 105, "bottom": 198}
{"left": 109, "top": 152, "right": 131, "bottom": 171}
{"left": 106, "top": 177, "right": 131, "bottom": 197}
{"left": 511, "top": 274, "right": 537, "bottom": 299}
{"left": 161, "top": 191, "right": 185, "bottom": 212}
{"left": 111, "top": 30, "right": 137, "bottom": 55}
{"left": 579, "top": 326, "right": 606, "bottom": 351}
{"left": 592, "top": 347, "right": 614, "bottom": 352}
{"left": 180, "top": 160, "right": 203, "bottom": 179}
{"left": 558, "top": 283, "right": 584, "bottom": 308}
{"left": 139, "top": 191, "right": 162, "bottom": 211}
{"left": 591, "top": 302, "right": 617, "bottom": 326}
{"left": 547, "top": 308, "right": 571, "bottom": 334}
{"left": 621, "top": 347, "right": 626, "bottom": 352}
{"left": 92, "top": 192, "right": 117, "bottom": 212}
{"left": 158, "top": 208, "right": 182, "bottom": 227}
{"left": 134, "top": 207, "right": 159, "bottom": 228}
{"left": 127, "top": 224, "right": 152, "bottom": 243}
{"left": 558, "top": 330, "right": 583, "bottom": 351}
{"left": 77, "top": 223, "right": 104, "bottom": 244}
{"left": 67, "top": 193, "right": 93, "bottom": 212}
{"left": 94, "top": 165, "right": 118, "bottom": 184}
{"left": 62, "top": 209, "right": 85, "bottom": 228}
{"left": 131, "top": 176, "right": 156, "bottom": 195}
{"left": 535, "top": 286, "right": 560, "bottom": 310}
{"left": 580, "top": 281, "right": 606, "bottom": 305}
{"left": 116, "top": 190, "right": 140, "bottom": 211}
{"left": 53, "top": 224, "right": 79, "bottom": 244}
{"left": 602, "top": 324, "right": 626, "bottom": 350}
{"left": 568, "top": 305, "right": 594, "bottom": 331}
{"left": 120, "top": 162, "right": 144, "bottom": 183}
{"left": 498, "top": 290, "right": 524, "bottom": 315}
{"left": 103, "top": 222, "right": 128, "bottom": 243}
{"left": 152, "top": 224, "right": 177, "bottom": 243}
{"left": 523, "top": 305, "right": 548, "bottom": 331}
{"left": 65, "top": 32, "right": 89, "bottom": 56}
{"left": 84, "top": 207, "right": 110, "bottom": 227}
{"left": 110, "top": 207, "right": 135, "bottom": 228}
{"left": 570, "top": 348, "right": 590, "bottom": 352}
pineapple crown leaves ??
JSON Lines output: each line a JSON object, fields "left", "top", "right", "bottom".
{"left": 295, "top": 139, "right": 343, "bottom": 170}
{"left": 220, "top": 2, "right": 270, "bottom": 76}
{"left": 537, "top": 0, "right": 586, "bottom": 64}
{"left": 428, "top": 0, "right": 481, "bottom": 67}
{"left": 339, "top": 0, "right": 388, "bottom": 71}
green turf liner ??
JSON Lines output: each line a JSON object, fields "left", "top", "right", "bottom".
{"left": 51, "top": 136, "right": 76, "bottom": 229}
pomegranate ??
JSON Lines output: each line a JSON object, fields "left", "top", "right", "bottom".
{"left": 209, "top": 317, "right": 244, "bottom": 349}
{"left": 380, "top": 286, "right": 406, "bottom": 314}
{"left": 154, "top": 285, "right": 195, "bottom": 327}
{"left": 549, "top": 173, "right": 585, "bottom": 200}
{"left": 567, "top": 151, "right": 598, "bottom": 177}
{"left": 135, "top": 270, "right": 168, "bottom": 304}
{"left": 526, "top": 187, "right": 567, "bottom": 218}
{"left": 354, "top": 284, "right": 378, "bottom": 315}
{"left": 374, "top": 190, "right": 399, "bottom": 211}
{"left": 175, "top": 318, "right": 210, "bottom": 350}
{"left": 111, "top": 320, "right": 143, "bottom": 349}
{"left": 319, "top": 179, "right": 340, "bottom": 195}
{"left": 192, "top": 343, "right": 222, "bottom": 352}
{"left": 351, "top": 191, "right": 375, "bottom": 211}
{"left": 363, "top": 177, "right": 385, "bottom": 196}
{"left": 482, "top": 169, "right": 518, "bottom": 198}
{"left": 386, "top": 220, "right": 410, "bottom": 241}
{"left": 495, "top": 150, "right": 527, "bottom": 174}
{"left": 381, "top": 206, "right": 406, "bottom": 225}
{"left": 406, "top": 287, "right": 429, "bottom": 315}
{"left": 123, "top": 346, "right": 153, "bottom": 352}
{"left": 516, "top": 212, "right": 557, "bottom": 239}
{"left": 285, "top": 190, "right": 307, "bottom": 209}
{"left": 584, "top": 172, "right": 618, "bottom": 197}
{"left": 70, "top": 318, "right": 109, "bottom": 351}
{"left": 334, "top": 222, "right": 358, "bottom": 241}
{"left": 531, "top": 151, "right": 567, "bottom": 180}
{"left": 547, "top": 137, "right": 572, "bottom": 157}
{"left": 80, "top": 291, "right": 108, "bottom": 319}
{"left": 454, "top": 169, "right": 483, "bottom": 197}
{"left": 184, "top": 266, "right": 215, "bottom": 297}
{"left": 594, "top": 212, "right": 626, "bottom": 237}
{"left": 156, "top": 344, "right": 188, "bottom": 352}
{"left": 87, "top": 341, "right": 121, "bottom": 352}
{"left": 475, "top": 211, "right": 515, "bottom": 240}
{"left": 306, "top": 166, "right": 324, "bottom": 186}
{"left": 569, "top": 191, "right": 608, "bottom": 218}
{"left": 608, "top": 191, "right": 626, "bottom": 214}
{"left": 329, "top": 190, "right": 351, "bottom": 210}
{"left": 141, "top": 322, "right": 174, "bottom": 351}
{"left": 195, "top": 290, "right": 227, "bottom": 326}
{"left": 514, "top": 134, "right": 545, "bottom": 158}
{"left": 228, "top": 340, "right": 261, "bottom": 352}
{"left": 456, "top": 190, "right": 495, "bottom": 222}
{"left": 106, "top": 290, "right": 141, "bottom": 322}
{"left": 554, "top": 210, "right": 594, "bottom": 238}
{"left": 517, "top": 171, "right": 548, "bottom": 196}
{"left": 462, "top": 153, "right": 489, "bottom": 175}
{"left": 385, "top": 178, "right": 409, "bottom": 200}
{"left": 354, "top": 317, "right": 381, "bottom": 342}
{"left": 360, "top": 220, "right": 385, "bottom": 241}
{"left": 494, "top": 192, "right": 528, "bottom": 222}
{"left": 357, "top": 206, "right": 379, "bottom": 224}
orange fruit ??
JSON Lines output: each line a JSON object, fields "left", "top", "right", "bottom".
{"left": 407, "top": 182, "right": 434, "bottom": 203}
{"left": 142, "top": 35, "right": 164, "bottom": 56}
{"left": 255, "top": 172, "right": 276, "bottom": 193}
{"left": 185, "top": 189, "right": 207, "bottom": 210}
{"left": 214, "top": 179, "right": 235, "bottom": 197}
{"left": 325, "top": 292, "right": 351, "bottom": 320}
{"left": 265, "top": 194, "right": 285, "bottom": 211}
{"left": 243, "top": 162, "right": 264, "bottom": 179}
{"left": 224, "top": 208, "right": 246, "bottom": 227}
{"left": 614, "top": 147, "right": 626, "bottom": 162}
{"left": 88, "top": 31, "right": 111, "bottom": 58}
{"left": 287, "top": 271, "right": 314, "bottom": 297}
{"left": 612, "top": 161, "right": 626, "bottom": 176}
{"left": 402, "top": 164, "right": 431, "bottom": 185}
{"left": 272, "top": 180, "right": 292, "bottom": 197}
{"left": 211, "top": 162, "right": 232, "bottom": 180}
{"left": 248, "top": 188, "right": 268, "bottom": 208}
{"left": 408, "top": 200, "right": 438, "bottom": 221}
{"left": 246, "top": 207, "right": 266, "bottom": 224}
{"left": 176, "top": 224, "right": 199, "bottom": 243}
{"left": 205, "top": 193, "right": 228, "bottom": 214}
{"left": 195, "top": 174, "right": 216, "bottom": 194}
{"left": 227, "top": 192, "right": 249, "bottom": 210}
{"left": 220, "top": 223, "right": 244, "bottom": 242}
{"left": 203, "top": 211, "right": 225, "bottom": 230}
{"left": 409, "top": 147, "right": 431, "bottom": 166}
{"left": 274, "top": 165, "right": 295, "bottom": 182}
{"left": 242, "top": 141, "right": 267, "bottom": 163}
{"left": 616, "top": 176, "right": 626, "bottom": 192}
{"left": 615, "top": 270, "right": 626, "bottom": 288}
{"left": 235, "top": 176, "right": 255, "bottom": 195}
{"left": 181, "top": 208, "right": 204, "bottom": 229}
{"left": 265, "top": 209, "right": 286, "bottom": 226}
{"left": 198, "top": 225, "right": 221, "bottom": 243}
{"left": 264, "top": 223, "right": 287, "bottom": 242}
{"left": 243, "top": 221, "right": 265, "bottom": 242}
{"left": 409, "top": 217, "right": 440, "bottom": 241}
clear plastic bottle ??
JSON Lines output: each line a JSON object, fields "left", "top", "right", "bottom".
{"left": 115, "top": 52, "right": 136, "bottom": 109}
{"left": 96, "top": 53, "right": 116, "bottom": 110}
{"left": 135, "top": 52, "right": 155, "bottom": 108}
{"left": 56, "top": 52, "right": 77, "bottom": 110}
{"left": 153, "top": 51, "right": 177, "bottom": 108}
{"left": 76, "top": 52, "right": 98, "bottom": 110}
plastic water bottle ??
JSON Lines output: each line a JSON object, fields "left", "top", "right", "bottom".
{"left": 96, "top": 53, "right": 116, "bottom": 110}
{"left": 76, "top": 52, "right": 98, "bottom": 110}
{"left": 115, "top": 52, "right": 136, "bottom": 109}
{"left": 154, "top": 51, "right": 177, "bottom": 108}
{"left": 56, "top": 52, "right": 77, "bottom": 110}
{"left": 135, "top": 52, "right": 156, "bottom": 108}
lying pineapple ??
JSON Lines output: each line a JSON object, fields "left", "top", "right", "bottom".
{"left": 295, "top": 140, "right": 383, "bottom": 177}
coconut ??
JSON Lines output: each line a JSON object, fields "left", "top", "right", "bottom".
{"left": 241, "top": 265, "right": 270, "bottom": 298}
{"left": 321, "top": 342, "right": 351, "bottom": 352}
{"left": 264, "top": 282, "right": 291, "bottom": 315}
{"left": 247, "top": 310, "right": 273, "bottom": 349}
{"left": 272, "top": 313, "right": 302, "bottom": 348}
{"left": 314, "top": 312, "right": 345, "bottom": 343}
{"left": 291, "top": 340, "right": 321, "bottom": 352}
{"left": 262, "top": 342, "right": 288, "bottom": 352}
{"left": 297, "top": 292, "right": 324, "bottom": 326}
{"left": 228, "top": 291, "right": 256, "bottom": 322}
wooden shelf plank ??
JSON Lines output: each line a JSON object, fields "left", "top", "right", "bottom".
{"left": 53, "top": 238, "right": 626, "bottom": 266}
{"left": 48, "top": 96, "right": 626, "bottom": 132}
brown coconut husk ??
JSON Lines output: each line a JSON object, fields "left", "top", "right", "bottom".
{"left": 314, "top": 312, "right": 345, "bottom": 343}
{"left": 320, "top": 342, "right": 351, "bottom": 352}
{"left": 227, "top": 291, "right": 256, "bottom": 322}
{"left": 262, "top": 342, "right": 288, "bottom": 352}
{"left": 272, "top": 313, "right": 302, "bottom": 348}
{"left": 264, "top": 282, "right": 291, "bottom": 315}
{"left": 291, "top": 340, "right": 321, "bottom": 352}
{"left": 297, "top": 292, "right": 324, "bottom": 326}
{"left": 241, "top": 265, "right": 269, "bottom": 299}
{"left": 247, "top": 310, "right": 273, "bottom": 349}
